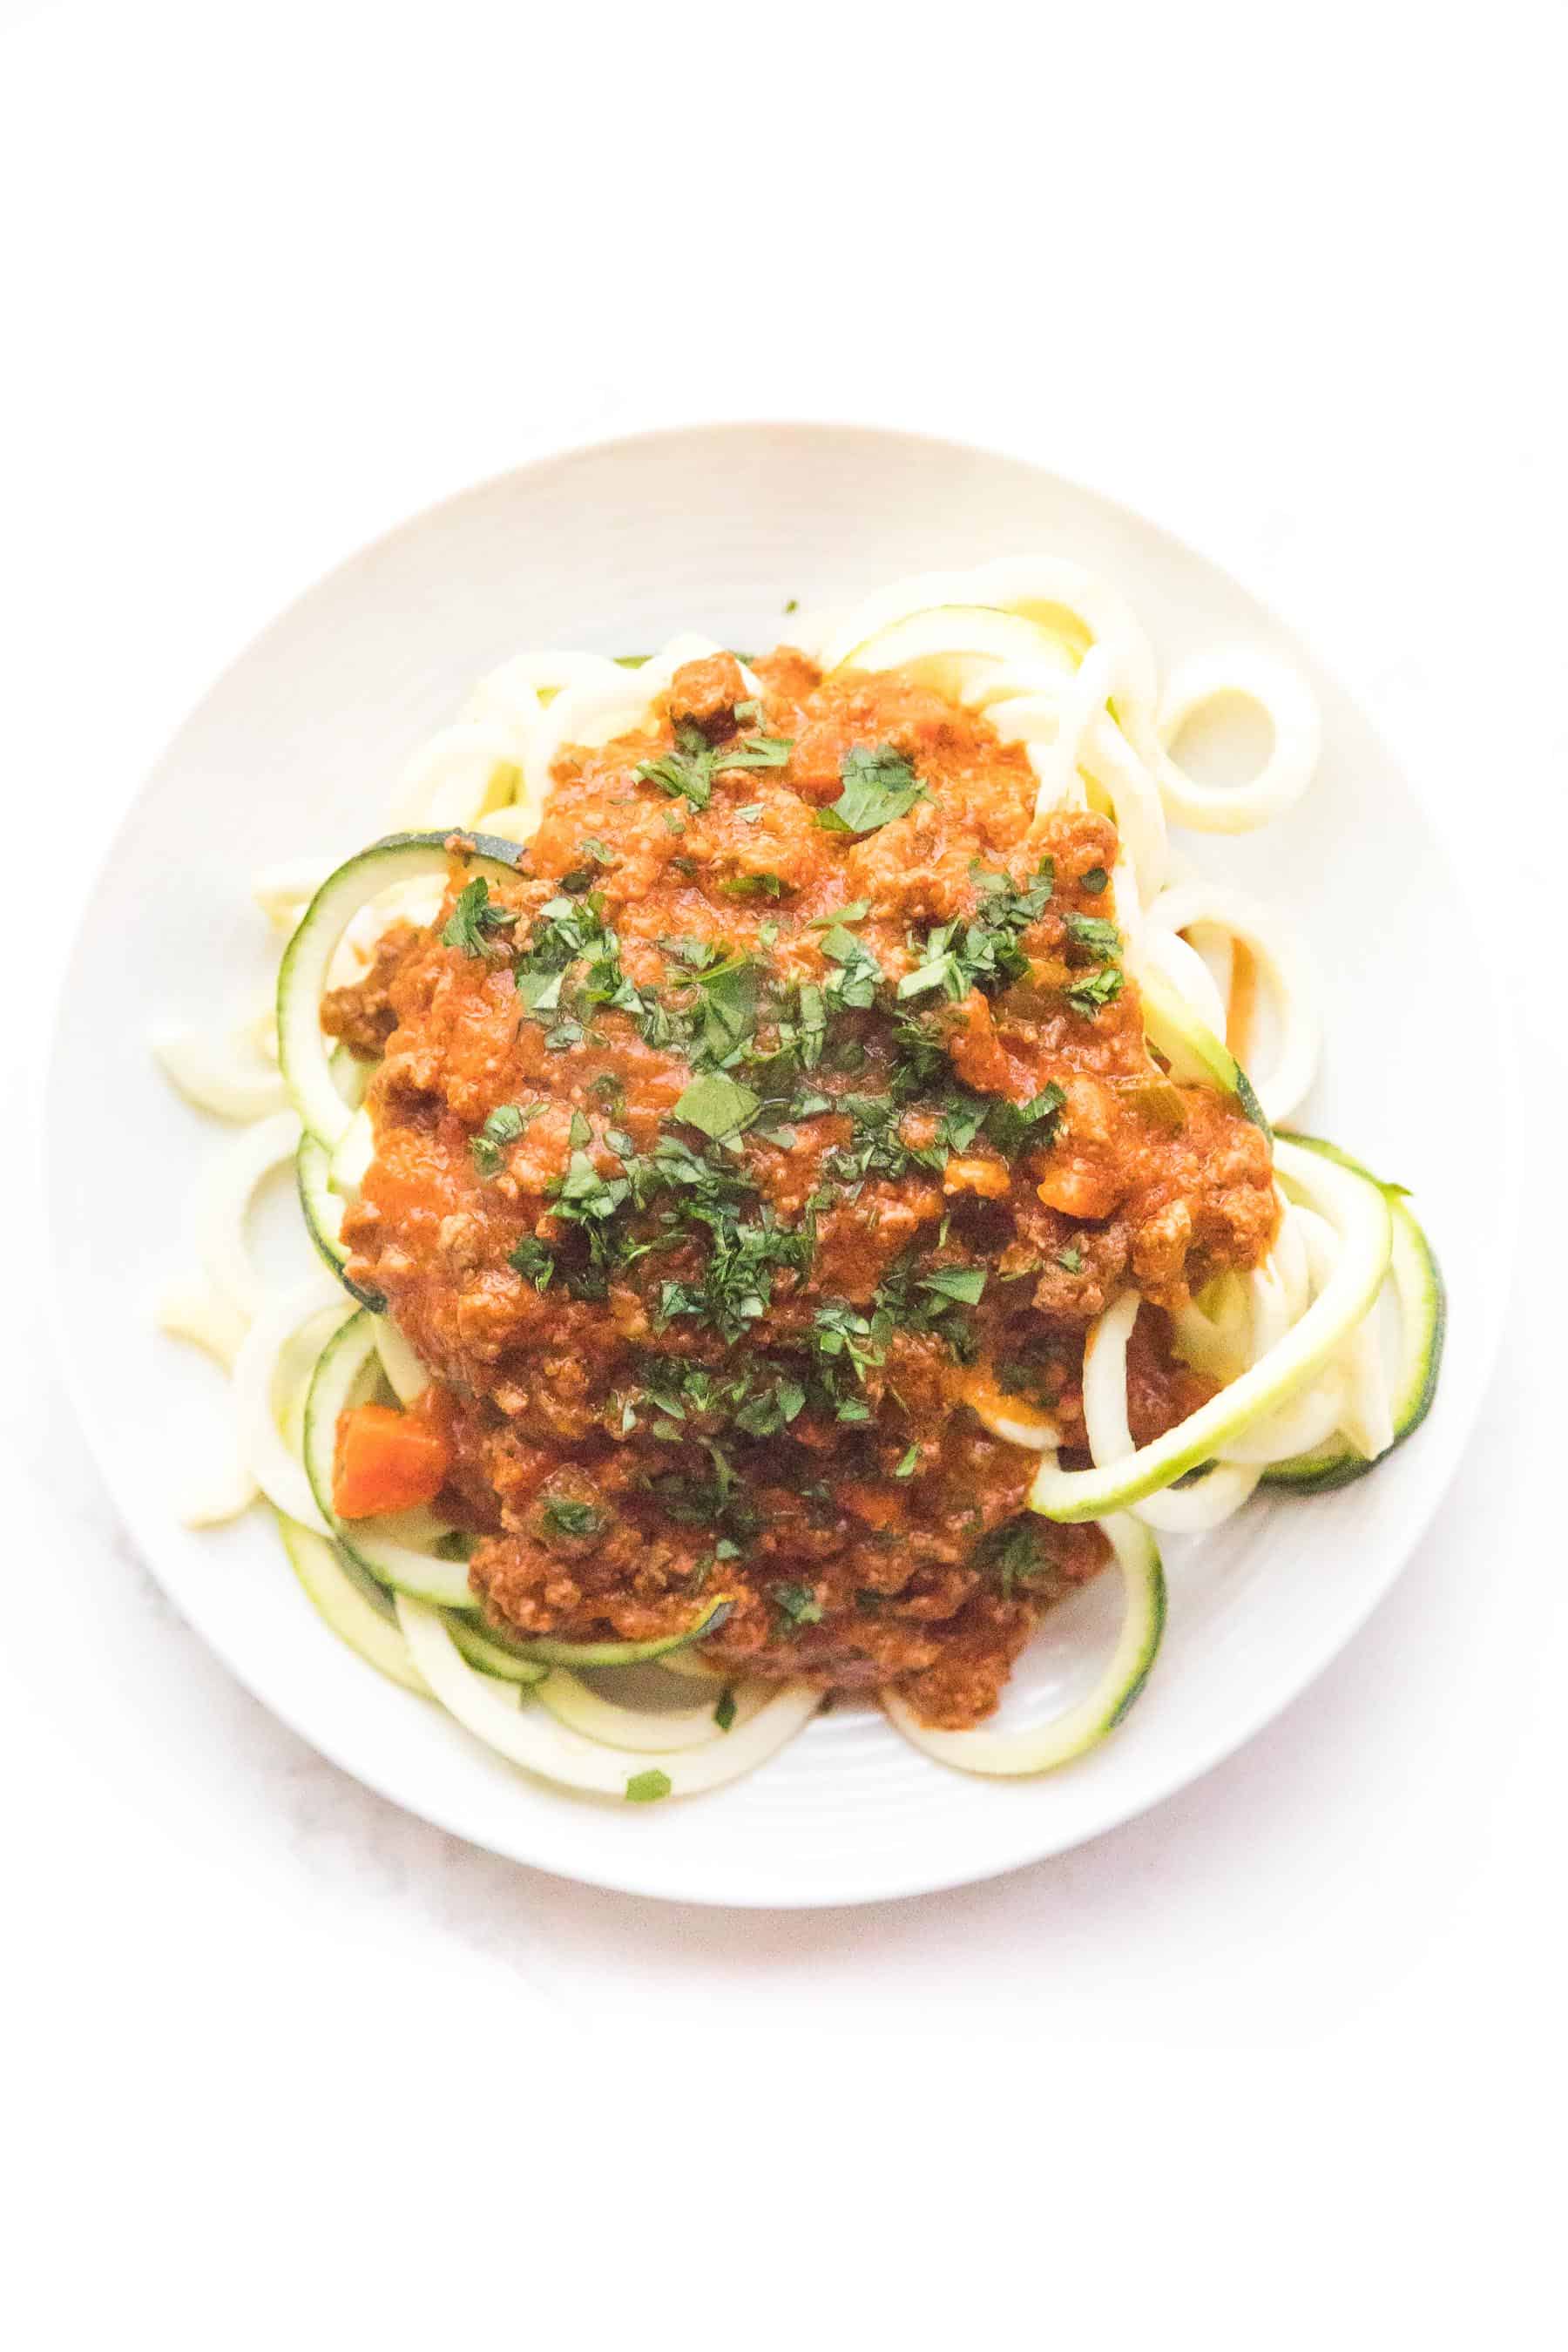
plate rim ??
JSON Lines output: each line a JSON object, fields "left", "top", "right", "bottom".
{"left": 42, "top": 416, "right": 1521, "bottom": 1907}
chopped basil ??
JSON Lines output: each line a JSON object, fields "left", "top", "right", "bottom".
{"left": 720, "top": 872, "right": 787, "bottom": 899}
{"left": 1080, "top": 865, "right": 1109, "bottom": 895}
{"left": 441, "top": 876, "right": 517, "bottom": 957}
{"left": 814, "top": 744, "right": 927, "bottom": 836}
{"left": 894, "top": 1444, "right": 920, "bottom": 1477}
{"left": 713, "top": 1688, "right": 737, "bottom": 1733}
{"left": 625, "top": 1768, "right": 672, "bottom": 1802}
{"left": 808, "top": 902, "right": 870, "bottom": 928}
{"left": 783, "top": 597, "right": 799, "bottom": 613}
{"left": 1056, "top": 1245, "right": 1084, "bottom": 1273}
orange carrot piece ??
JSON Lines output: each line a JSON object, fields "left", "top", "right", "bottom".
{"left": 332, "top": 1402, "right": 451, "bottom": 1520}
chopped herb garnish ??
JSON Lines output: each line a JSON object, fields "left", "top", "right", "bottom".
{"left": 987, "top": 1083, "right": 1066, "bottom": 1158}
{"left": 815, "top": 745, "right": 927, "bottom": 836}
{"left": 718, "top": 733, "right": 794, "bottom": 772}
{"left": 894, "top": 1444, "right": 920, "bottom": 1478}
{"left": 515, "top": 967, "right": 564, "bottom": 1014}
{"left": 638, "top": 720, "right": 792, "bottom": 808}
{"left": 720, "top": 872, "right": 787, "bottom": 899}
{"left": 713, "top": 1688, "right": 738, "bottom": 1734}
{"left": 441, "top": 876, "right": 517, "bottom": 957}
{"left": 898, "top": 860, "right": 1055, "bottom": 1002}
{"left": 783, "top": 598, "right": 799, "bottom": 614}
{"left": 541, "top": 1497, "right": 605, "bottom": 1538}
{"left": 625, "top": 1768, "right": 672, "bottom": 1802}
{"left": 1056, "top": 1244, "right": 1084, "bottom": 1274}
{"left": 919, "top": 1265, "right": 987, "bottom": 1306}
{"left": 808, "top": 902, "right": 870, "bottom": 928}
{"left": 772, "top": 1581, "right": 824, "bottom": 1628}
{"left": 637, "top": 720, "right": 719, "bottom": 810}
{"left": 673, "top": 1071, "right": 763, "bottom": 1141}
{"left": 1064, "top": 911, "right": 1123, "bottom": 958}
{"left": 470, "top": 1101, "right": 539, "bottom": 1178}
{"left": 1064, "top": 965, "right": 1125, "bottom": 1015}
{"left": 1081, "top": 865, "right": 1109, "bottom": 895}
{"left": 508, "top": 1236, "right": 556, "bottom": 1289}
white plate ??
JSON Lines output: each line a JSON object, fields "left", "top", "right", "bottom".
{"left": 46, "top": 422, "right": 1512, "bottom": 1908}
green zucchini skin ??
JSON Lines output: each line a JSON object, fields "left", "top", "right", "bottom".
{"left": 295, "top": 1134, "right": 388, "bottom": 1312}
{"left": 1261, "top": 1136, "right": 1445, "bottom": 1494}
{"left": 456, "top": 1600, "right": 736, "bottom": 1671}
{"left": 301, "top": 1310, "right": 477, "bottom": 1611}
{"left": 1138, "top": 965, "right": 1271, "bottom": 1137}
{"left": 278, "top": 831, "right": 524, "bottom": 1150}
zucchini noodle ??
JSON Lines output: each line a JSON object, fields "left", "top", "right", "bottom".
{"left": 150, "top": 558, "right": 1443, "bottom": 1802}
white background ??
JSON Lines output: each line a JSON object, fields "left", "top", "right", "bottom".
{"left": 3, "top": 1, "right": 1564, "bottom": 2340}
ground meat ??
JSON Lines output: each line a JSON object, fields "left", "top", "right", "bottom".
{"left": 335, "top": 649, "right": 1278, "bottom": 1725}
{"left": 666, "top": 652, "right": 746, "bottom": 739}
{"left": 321, "top": 922, "right": 420, "bottom": 1059}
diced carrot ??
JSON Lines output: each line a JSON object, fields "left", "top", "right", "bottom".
{"left": 333, "top": 1402, "right": 452, "bottom": 1519}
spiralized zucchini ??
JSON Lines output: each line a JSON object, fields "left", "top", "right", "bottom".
{"left": 151, "top": 564, "right": 1443, "bottom": 1802}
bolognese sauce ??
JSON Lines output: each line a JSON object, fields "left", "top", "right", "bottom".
{"left": 328, "top": 648, "right": 1276, "bottom": 1727}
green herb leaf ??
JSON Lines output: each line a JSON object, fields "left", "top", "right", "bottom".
{"left": 442, "top": 876, "right": 517, "bottom": 957}
{"left": 673, "top": 1071, "right": 763, "bottom": 1141}
{"left": 986, "top": 1083, "right": 1066, "bottom": 1158}
{"left": 919, "top": 1265, "right": 987, "bottom": 1305}
{"left": 508, "top": 1236, "right": 556, "bottom": 1289}
{"left": 470, "top": 1101, "right": 539, "bottom": 1178}
{"left": 814, "top": 745, "right": 927, "bottom": 836}
{"left": 719, "top": 733, "right": 794, "bottom": 772}
{"left": 541, "top": 1497, "right": 604, "bottom": 1538}
{"left": 1080, "top": 865, "right": 1109, "bottom": 895}
{"left": 637, "top": 721, "right": 716, "bottom": 810}
{"left": 771, "top": 1581, "right": 824, "bottom": 1628}
{"left": 1056, "top": 1244, "right": 1084, "bottom": 1273}
{"left": 516, "top": 967, "right": 564, "bottom": 1014}
{"left": 1064, "top": 966, "right": 1125, "bottom": 1015}
{"left": 808, "top": 902, "right": 870, "bottom": 928}
{"left": 713, "top": 1688, "right": 737, "bottom": 1733}
{"left": 625, "top": 1768, "right": 672, "bottom": 1803}
{"left": 1064, "top": 911, "right": 1122, "bottom": 958}
{"left": 720, "top": 872, "right": 787, "bottom": 899}
{"left": 894, "top": 1443, "right": 920, "bottom": 1477}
